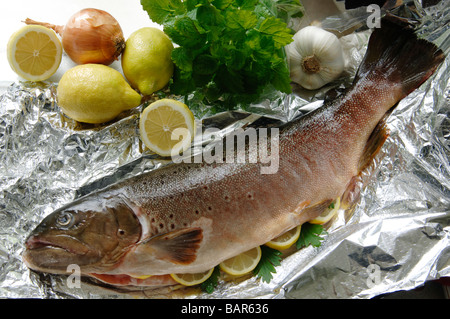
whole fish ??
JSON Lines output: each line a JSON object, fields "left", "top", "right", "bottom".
{"left": 23, "top": 17, "right": 445, "bottom": 289}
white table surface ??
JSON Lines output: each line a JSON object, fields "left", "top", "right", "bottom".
{"left": 1, "top": 0, "right": 160, "bottom": 93}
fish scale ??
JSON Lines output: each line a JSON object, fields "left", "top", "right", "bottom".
{"left": 23, "top": 17, "right": 445, "bottom": 288}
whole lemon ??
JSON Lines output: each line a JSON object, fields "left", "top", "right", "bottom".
{"left": 57, "top": 64, "right": 142, "bottom": 124}
{"left": 121, "top": 27, "right": 174, "bottom": 96}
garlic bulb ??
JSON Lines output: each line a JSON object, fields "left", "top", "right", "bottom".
{"left": 286, "top": 26, "right": 345, "bottom": 90}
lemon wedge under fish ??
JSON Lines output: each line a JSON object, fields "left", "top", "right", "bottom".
{"left": 170, "top": 268, "right": 214, "bottom": 286}
{"left": 219, "top": 246, "right": 262, "bottom": 276}
{"left": 310, "top": 198, "right": 340, "bottom": 225}
{"left": 265, "top": 225, "right": 301, "bottom": 250}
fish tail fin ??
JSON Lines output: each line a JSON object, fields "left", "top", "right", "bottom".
{"left": 354, "top": 15, "right": 445, "bottom": 98}
{"left": 340, "top": 16, "right": 445, "bottom": 211}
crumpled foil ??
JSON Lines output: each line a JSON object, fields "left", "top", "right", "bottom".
{"left": 0, "top": 1, "right": 449, "bottom": 299}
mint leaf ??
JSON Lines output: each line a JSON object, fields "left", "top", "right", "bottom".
{"left": 296, "top": 223, "right": 327, "bottom": 249}
{"left": 140, "top": 0, "right": 186, "bottom": 25}
{"left": 254, "top": 246, "right": 282, "bottom": 283}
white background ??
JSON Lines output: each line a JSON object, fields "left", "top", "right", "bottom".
{"left": 1, "top": 0, "right": 160, "bottom": 93}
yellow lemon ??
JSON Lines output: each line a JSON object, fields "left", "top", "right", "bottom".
{"left": 7, "top": 25, "right": 62, "bottom": 81}
{"left": 139, "top": 99, "right": 195, "bottom": 157}
{"left": 170, "top": 268, "right": 214, "bottom": 286}
{"left": 219, "top": 246, "right": 262, "bottom": 276}
{"left": 310, "top": 197, "right": 341, "bottom": 224}
{"left": 122, "top": 27, "right": 174, "bottom": 95}
{"left": 265, "top": 225, "right": 301, "bottom": 250}
{"left": 57, "top": 64, "right": 142, "bottom": 124}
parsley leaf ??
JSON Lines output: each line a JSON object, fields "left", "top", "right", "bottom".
{"left": 253, "top": 246, "right": 282, "bottom": 283}
{"left": 140, "top": 0, "right": 186, "bottom": 25}
{"left": 201, "top": 266, "right": 221, "bottom": 294}
{"left": 296, "top": 223, "right": 327, "bottom": 249}
{"left": 140, "top": 0, "right": 301, "bottom": 111}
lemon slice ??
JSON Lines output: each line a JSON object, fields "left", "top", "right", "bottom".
{"left": 139, "top": 99, "right": 195, "bottom": 157}
{"left": 219, "top": 246, "right": 262, "bottom": 276}
{"left": 265, "top": 225, "right": 301, "bottom": 250}
{"left": 7, "top": 25, "right": 62, "bottom": 82}
{"left": 130, "top": 274, "right": 152, "bottom": 280}
{"left": 170, "top": 268, "right": 214, "bottom": 286}
{"left": 310, "top": 197, "right": 340, "bottom": 225}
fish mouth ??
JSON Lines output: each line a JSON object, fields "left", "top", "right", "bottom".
{"left": 25, "top": 234, "right": 89, "bottom": 255}
{"left": 23, "top": 234, "right": 95, "bottom": 274}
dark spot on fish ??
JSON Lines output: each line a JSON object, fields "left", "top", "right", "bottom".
{"left": 247, "top": 193, "right": 253, "bottom": 199}
{"left": 151, "top": 217, "right": 155, "bottom": 223}
{"left": 159, "top": 223, "right": 164, "bottom": 229}
{"left": 207, "top": 206, "right": 212, "bottom": 211}
{"left": 169, "top": 214, "right": 174, "bottom": 219}
{"left": 183, "top": 223, "right": 188, "bottom": 227}
{"left": 170, "top": 224, "right": 175, "bottom": 230}
{"left": 118, "top": 229, "right": 125, "bottom": 236}
{"left": 224, "top": 195, "right": 230, "bottom": 201}
{"left": 203, "top": 185, "right": 208, "bottom": 190}
{"left": 195, "top": 210, "right": 200, "bottom": 215}
{"left": 160, "top": 180, "right": 165, "bottom": 185}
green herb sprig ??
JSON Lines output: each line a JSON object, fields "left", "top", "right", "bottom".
{"left": 140, "top": 0, "right": 302, "bottom": 111}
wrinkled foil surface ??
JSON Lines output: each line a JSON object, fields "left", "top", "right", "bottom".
{"left": 0, "top": 1, "right": 449, "bottom": 299}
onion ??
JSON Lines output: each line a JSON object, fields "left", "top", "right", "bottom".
{"left": 24, "top": 8, "right": 126, "bottom": 65}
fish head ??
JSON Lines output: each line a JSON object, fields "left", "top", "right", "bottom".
{"left": 23, "top": 198, "right": 141, "bottom": 275}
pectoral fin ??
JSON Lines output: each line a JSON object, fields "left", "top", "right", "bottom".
{"left": 139, "top": 228, "right": 203, "bottom": 265}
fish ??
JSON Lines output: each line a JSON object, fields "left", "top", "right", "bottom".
{"left": 23, "top": 16, "right": 445, "bottom": 289}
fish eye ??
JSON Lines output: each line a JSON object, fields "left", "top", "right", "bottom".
{"left": 56, "top": 212, "right": 74, "bottom": 227}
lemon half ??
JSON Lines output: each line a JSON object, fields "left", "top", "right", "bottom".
{"left": 170, "top": 268, "right": 214, "bottom": 286}
{"left": 265, "top": 225, "right": 301, "bottom": 250}
{"left": 7, "top": 25, "right": 62, "bottom": 81}
{"left": 139, "top": 99, "right": 195, "bottom": 157}
{"left": 219, "top": 246, "right": 262, "bottom": 276}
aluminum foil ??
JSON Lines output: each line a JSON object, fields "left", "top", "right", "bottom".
{"left": 1, "top": 1, "right": 449, "bottom": 299}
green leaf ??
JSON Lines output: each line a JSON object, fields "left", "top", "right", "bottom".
{"left": 212, "top": 0, "right": 234, "bottom": 10}
{"left": 201, "top": 266, "right": 221, "bottom": 293}
{"left": 193, "top": 54, "right": 219, "bottom": 75}
{"left": 238, "top": 0, "right": 260, "bottom": 10}
{"left": 253, "top": 246, "right": 282, "bottom": 283}
{"left": 257, "top": 17, "right": 293, "bottom": 48}
{"left": 196, "top": 4, "right": 224, "bottom": 28}
{"left": 164, "top": 16, "right": 205, "bottom": 48}
{"left": 171, "top": 47, "right": 194, "bottom": 72}
{"left": 140, "top": 0, "right": 186, "bottom": 24}
{"left": 225, "top": 9, "right": 258, "bottom": 30}
{"left": 270, "top": 54, "right": 292, "bottom": 93}
{"left": 296, "top": 223, "right": 327, "bottom": 249}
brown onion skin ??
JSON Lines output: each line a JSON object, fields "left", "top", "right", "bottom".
{"left": 24, "top": 8, "right": 126, "bottom": 66}
{"left": 62, "top": 8, "right": 125, "bottom": 65}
